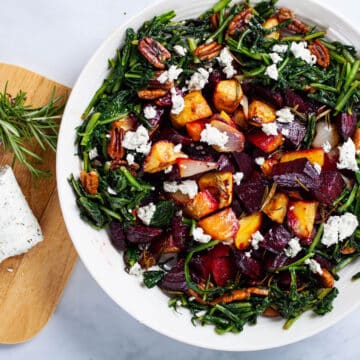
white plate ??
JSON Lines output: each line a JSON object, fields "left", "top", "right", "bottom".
{"left": 57, "top": 0, "right": 360, "bottom": 351}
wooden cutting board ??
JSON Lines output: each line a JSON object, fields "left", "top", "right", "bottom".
{"left": 0, "top": 63, "right": 77, "bottom": 344}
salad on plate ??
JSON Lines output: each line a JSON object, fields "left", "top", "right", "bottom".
{"left": 70, "top": 0, "right": 360, "bottom": 334}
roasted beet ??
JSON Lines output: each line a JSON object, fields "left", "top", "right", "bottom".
{"left": 126, "top": 225, "right": 163, "bottom": 244}
{"left": 232, "top": 152, "right": 254, "bottom": 180}
{"left": 284, "top": 87, "right": 311, "bottom": 113}
{"left": 109, "top": 221, "right": 127, "bottom": 250}
{"left": 159, "top": 259, "right": 188, "bottom": 292}
{"left": 144, "top": 105, "right": 164, "bottom": 129}
{"left": 264, "top": 252, "right": 290, "bottom": 271}
{"left": 314, "top": 171, "right": 345, "bottom": 205}
{"left": 208, "top": 70, "right": 223, "bottom": 89}
{"left": 336, "top": 112, "right": 357, "bottom": 140}
{"left": 158, "top": 126, "right": 192, "bottom": 146}
{"left": 242, "top": 82, "right": 284, "bottom": 108}
{"left": 212, "top": 257, "right": 236, "bottom": 286}
{"left": 183, "top": 142, "right": 217, "bottom": 162}
{"left": 171, "top": 216, "right": 189, "bottom": 248}
{"left": 217, "top": 154, "right": 236, "bottom": 172}
{"left": 272, "top": 158, "right": 320, "bottom": 191}
{"left": 232, "top": 197, "right": 244, "bottom": 217}
{"left": 234, "top": 171, "right": 266, "bottom": 212}
{"left": 234, "top": 251, "right": 262, "bottom": 279}
{"left": 277, "top": 121, "right": 306, "bottom": 147}
{"left": 261, "top": 225, "right": 292, "bottom": 254}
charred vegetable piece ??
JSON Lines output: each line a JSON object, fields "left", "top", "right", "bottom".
{"left": 247, "top": 130, "right": 284, "bottom": 153}
{"left": 170, "top": 91, "right": 213, "bottom": 128}
{"left": 313, "top": 171, "right": 345, "bottom": 205}
{"left": 143, "top": 140, "right": 186, "bottom": 173}
{"left": 177, "top": 158, "right": 218, "bottom": 178}
{"left": 235, "top": 171, "right": 267, "bottom": 212}
{"left": 263, "top": 192, "right": 289, "bottom": 224}
{"left": 198, "top": 208, "right": 239, "bottom": 241}
{"left": 336, "top": 112, "right": 357, "bottom": 141}
{"left": 213, "top": 80, "right": 243, "bottom": 113}
{"left": 248, "top": 100, "right": 276, "bottom": 126}
{"left": 198, "top": 171, "right": 234, "bottom": 209}
{"left": 280, "top": 148, "right": 325, "bottom": 167}
{"left": 234, "top": 212, "right": 263, "bottom": 250}
{"left": 184, "top": 190, "right": 219, "bottom": 219}
{"left": 272, "top": 158, "right": 320, "bottom": 191}
{"left": 287, "top": 201, "right": 318, "bottom": 239}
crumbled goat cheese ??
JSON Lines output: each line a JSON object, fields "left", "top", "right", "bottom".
{"left": 187, "top": 68, "right": 210, "bottom": 90}
{"left": 107, "top": 187, "right": 117, "bottom": 195}
{"left": 269, "top": 52, "right": 282, "bottom": 64}
{"left": 276, "top": 108, "right": 294, "bottom": 123}
{"left": 163, "top": 180, "right": 198, "bottom": 199}
{"left": 313, "top": 163, "right": 322, "bottom": 174}
{"left": 173, "top": 144, "right": 182, "bottom": 153}
{"left": 321, "top": 141, "right": 332, "bottom": 153}
{"left": 217, "top": 47, "right": 237, "bottom": 79}
{"left": 245, "top": 251, "right": 252, "bottom": 258}
{"left": 88, "top": 147, "right": 98, "bottom": 160}
{"left": 157, "top": 65, "right": 183, "bottom": 84}
{"left": 290, "top": 42, "right": 317, "bottom": 65}
{"left": 281, "top": 128, "right": 290, "bottom": 137}
{"left": 272, "top": 44, "right": 288, "bottom": 53}
{"left": 0, "top": 166, "right": 43, "bottom": 263}
{"left": 122, "top": 125, "right": 151, "bottom": 154}
{"left": 233, "top": 172, "right": 244, "bottom": 186}
{"left": 7, "top": 268, "right": 13, "bottom": 273}
{"left": 305, "top": 258, "right": 323, "bottom": 275}
{"left": 143, "top": 105, "right": 157, "bottom": 120}
{"left": 164, "top": 165, "right": 173, "bottom": 174}
{"left": 128, "top": 262, "right": 143, "bottom": 276}
{"left": 255, "top": 157, "right": 265, "bottom": 165}
{"left": 284, "top": 237, "right": 302, "bottom": 258}
{"left": 337, "top": 138, "right": 359, "bottom": 172}
{"left": 170, "top": 87, "right": 185, "bottom": 115}
{"left": 251, "top": 231, "right": 264, "bottom": 250}
{"left": 200, "top": 124, "right": 229, "bottom": 149}
{"left": 321, "top": 213, "right": 359, "bottom": 247}
{"left": 126, "top": 153, "right": 135, "bottom": 165}
{"left": 137, "top": 202, "right": 156, "bottom": 226}
{"left": 262, "top": 122, "right": 278, "bottom": 136}
{"left": 192, "top": 227, "right": 211, "bottom": 243}
{"left": 173, "top": 44, "right": 187, "bottom": 56}
{"left": 265, "top": 64, "right": 279, "bottom": 80}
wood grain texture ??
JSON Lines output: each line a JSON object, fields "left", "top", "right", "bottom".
{"left": 0, "top": 63, "right": 77, "bottom": 344}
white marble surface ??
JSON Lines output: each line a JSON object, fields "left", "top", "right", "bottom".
{"left": 1, "top": 0, "right": 360, "bottom": 358}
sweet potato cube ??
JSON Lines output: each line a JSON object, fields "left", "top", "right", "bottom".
{"left": 169, "top": 191, "right": 192, "bottom": 205}
{"left": 287, "top": 201, "right": 318, "bottom": 239}
{"left": 184, "top": 190, "right": 219, "bottom": 219}
{"left": 263, "top": 192, "right": 289, "bottom": 224}
{"left": 248, "top": 100, "right": 276, "bottom": 126}
{"left": 280, "top": 148, "right": 324, "bottom": 167}
{"left": 232, "top": 107, "right": 248, "bottom": 129}
{"left": 185, "top": 119, "right": 208, "bottom": 141}
{"left": 263, "top": 17, "right": 280, "bottom": 39}
{"left": 247, "top": 130, "right": 284, "bottom": 153}
{"left": 198, "top": 171, "right": 233, "bottom": 209}
{"left": 234, "top": 212, "right": 263, "bottom": 250}
{"left": 143, "top": 140, "right": 186, "bottom": 173}
{"left": 198, "top": 208, "right": 239, "bottom": 241}
{"left": 213, "top": 80, "right": 243, "bottom": 113}
{"left": 170, "top": 91, "right": 213, "bottom": 128}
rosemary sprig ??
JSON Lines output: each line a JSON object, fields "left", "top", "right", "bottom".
{"left": 0, "top": 84, "right": 65, "bottom": 178}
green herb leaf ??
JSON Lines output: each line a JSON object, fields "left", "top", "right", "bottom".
{"left": 143, "top": 270, "right": 165, "bottom": 288}
{"left": 150, "top": 200, "right": 175, "bottom": 228}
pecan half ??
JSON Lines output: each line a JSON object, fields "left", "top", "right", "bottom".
{"left": 210, "top": 12, "right": 220, "bottom": 30}
{"left": 354, "top": 128, "right": 360, "bottom": 152}
{"left": 226, "top": 8, "right": 253, "bottom": 36}
{"left": 309, "top": 40, "right": 330, "bottom": 68}
{"left": 194, "top": 41, "right": 223, "bottom": 61}
{"left": 138, "top": 37, "right": 171, "bottom": 69}
{"left": 110, "top": 159, "right": 128, "bottom": 171}
{"left": 108, "top": 126, "right": 125, "bottom": 160}
{"left": 320, "top": 268, "right": 335, "bottom": 288}
{"left": 277, "top": 7, "right": 309, "bottom": 34}
{"left": 80, "top": 170, "right": 99, "bottom": 195}
{"left": 137, "top": 88, "right": 168, "bottom": 100}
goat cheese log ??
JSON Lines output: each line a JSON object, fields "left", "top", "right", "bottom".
{"left": 0, "top": 165, "right": 43, "bottom": 263}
